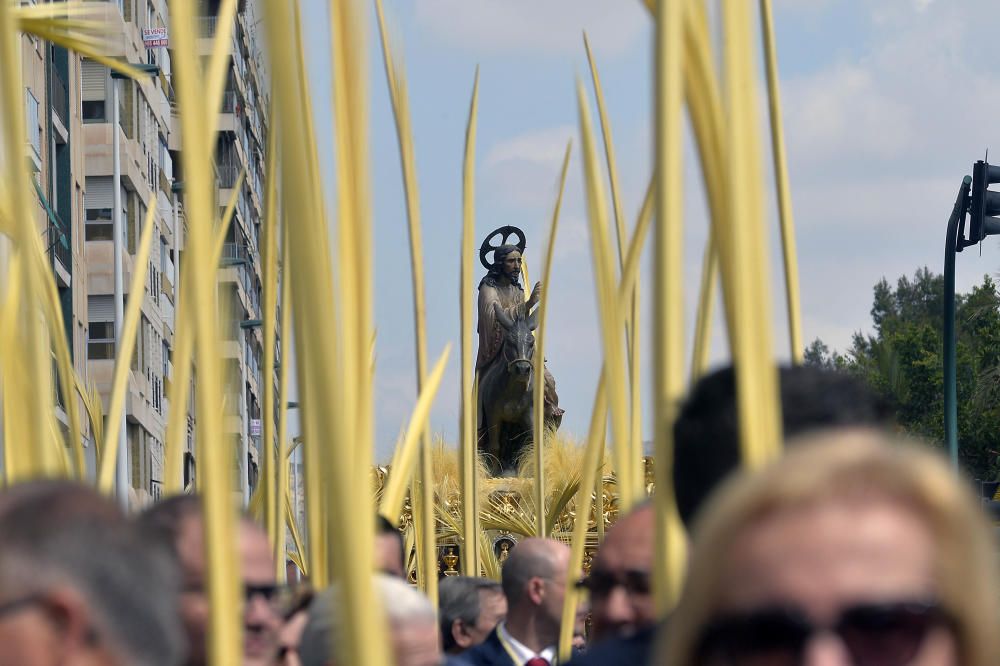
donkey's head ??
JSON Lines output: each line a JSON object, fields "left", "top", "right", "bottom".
{"left": 495, "top": 303, "right": 537, "bottom": 378}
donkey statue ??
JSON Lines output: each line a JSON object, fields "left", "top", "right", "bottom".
{"left": 477, "top": 303, "right": 562, "bottom": 476}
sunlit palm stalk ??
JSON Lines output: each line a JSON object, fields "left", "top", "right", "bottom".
{"left": 0, "top": 255, "right": 31, "bottom": 480}
{"left": 691, "top": 235, "right": 717, "bottom": 381}
{"left": 13, "top": 3, "right": 147, "bottom": 81}
{"left": 0, "top": 1, "right": 59, "bottom": 478}
{"left": 74, "top": 372, "right": 104, "bottom": 467}
{"left": 576, "top": 80, "right": 631, "bottom": 529}
{"left": 330, "top": 0, "right": 376, "bottom": 504}
{"left": 558, "top": 373, "right": 607, "bottom": 661}
{"left": 652, "top": 0, "right": 689, "bottom": 615}
{"left": 267, "top": 0, "right": 387, "bottom": 655}
{"left": 164, "top": 173, "right": 244, "bottom": 494}
{"left": 720, "top": 0, "right": 783, "bottom": 466}
{"left": 286, "top": 0, "right": 333, "bottom": 588}
{"left": 533, "top": 143, "right": 572, "bottom": 537}
{"left": 459, "top": 68, "right": 480, "bottom": 575}
{"left": 758, "top": 0, "right": 803, "bottom": 363}
{"left": 285, "top": 487, "right": 307, "bottom": 576}
{"left": 373, "top": 0, "right": 438, "bottom": 606}
{"left": 472, "top": 373, "right": 482, "bottom": 573}
{"left": 261, "top": 112, "right": 280, "bottom": 552}
{"left": 5, "top": 1, "right": 155, "bottom": 480}
{"left": 95, "top": 204, "right": 156, "bottom": 491}
{"left": 643, "top": 0, "right": 770, "bottom": 612}
{"left": 169, "top": 0, "right": 242, "bottom": 660}
{"left": 275, "top": 231, "right": 293, "bottom": 579}
{"left": 327, "top": 0, "right": 360, "bottom": 483}
{"left": 583, "top": 33, "right": 643, "bottom": 507}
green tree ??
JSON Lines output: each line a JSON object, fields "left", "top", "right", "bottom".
{"left": 807, "top": 268, "right": 1000, "bottom": 481}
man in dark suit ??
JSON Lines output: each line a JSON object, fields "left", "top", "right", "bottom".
{"left": 456, "top": 538, "right": 569, "bottom": 666}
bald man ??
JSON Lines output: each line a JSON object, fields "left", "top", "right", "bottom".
{"left": 456, "top": 538, "right": 570, "bottom": 666}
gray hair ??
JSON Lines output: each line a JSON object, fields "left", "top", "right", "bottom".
{"left": 300, "top": 573, "right": 437, "bottom": 666}
{"left": 0, "top": 481, "right": 184, "bottom": 666}
{"left": 438, "top": 576, "right": 503, "bottom": 652}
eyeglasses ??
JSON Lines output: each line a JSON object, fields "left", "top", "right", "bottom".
{"left": 575, "top": 569, "right": 651, "bottom": 598}
{"left": 695, "top": 600, "right": 952, "bottom": 666}
{"left": 0, "top": 595, "right": 40, "bottom": 622}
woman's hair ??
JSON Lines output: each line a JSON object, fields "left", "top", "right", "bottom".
{"left": 661, "top": 429, "right": 1000, "bottom": 666}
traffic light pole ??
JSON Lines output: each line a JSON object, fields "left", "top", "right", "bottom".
{"left": 943, "top": 176, "right": 971, "bottom": 471}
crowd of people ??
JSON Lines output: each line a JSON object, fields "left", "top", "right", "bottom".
{"left": 1, "top": 363, "right": 997, "bottom": 665}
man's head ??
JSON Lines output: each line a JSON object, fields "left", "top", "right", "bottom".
{"left": 375, "top": 516, "right": 405, "bottom": 578}
{"left": 501, "top": 538, "right": 570, "bottom": 647}
{"left": 583, "top": 502, "right": 655, "bottom": 643}
{"left": 300, "top": 574, "right": 440, "bottom": 666}
{"left": 137, "top": 494, "right": 281, "bottom": 666}
{"left": 438, "top": 576, "right": 506, "bottom": 654}
{"left": 673, "top": 364, "right": 892, "bottom": 527}
{"left": 492, "top": 245, "right": 522, "bottom": 283}
{"left": 0, "top": 480, "right": 183, "bottom": 666}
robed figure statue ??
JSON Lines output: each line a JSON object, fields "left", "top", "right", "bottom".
{"left": 476, "top": 226, "right": 563, "bottom": 476}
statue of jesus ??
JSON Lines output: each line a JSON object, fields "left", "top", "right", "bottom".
{"left": 476, "top": 233, "right": 563, "bottom": 473}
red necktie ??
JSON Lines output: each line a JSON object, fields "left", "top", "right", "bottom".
{"left": 525, "top": 659, "right": 550, "bottom": 666}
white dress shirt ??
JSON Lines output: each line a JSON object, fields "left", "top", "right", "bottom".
{"left": 496, "top": 621, "right": 557, "bottom": 665}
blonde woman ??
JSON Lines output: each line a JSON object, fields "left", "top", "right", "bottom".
{"left": 662, "top": 430, "right": 1000, "bottom": 666}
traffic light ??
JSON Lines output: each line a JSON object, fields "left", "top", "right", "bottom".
{"left": 968, "top": 159, "right": 1000, "bottom": 244}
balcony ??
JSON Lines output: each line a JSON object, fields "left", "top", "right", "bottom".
{"left": 221, "top": 241, "right": 251, "bottom": 265}
{"left": 51, "top": 66, "right": 69, "bottom": 128}
{"left": 218, "top": 164, "right": 241, "bottom": 189}
{"left": 198, "top": 16, "right": 218, "bottom": 37}
{"left": 221, "top": 90, "right": 238, "bottom": 114}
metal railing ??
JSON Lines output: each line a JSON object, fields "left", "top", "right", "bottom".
{"left": 221, "top": 90, "right": 238, "bottom": 113}
{"left": 197, "top": 15, "right": 218, "bottom": 37}
{"left": 47, "top": 222, "right": 71, "bottom": 271}
{"left": 51, "top": 65, "right": 68, "bottom": 126}
{"left": 221, "top": 242, "right": 250, "bottom": 264}
{"left": 217, "top": 163, "right": 241, "bottom": 189}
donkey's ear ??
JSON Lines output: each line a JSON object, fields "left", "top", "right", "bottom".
{"left": 527, "top": 309, "right": 538, "bottom": 331}
{"left": 495, "top": 302, "right": 515, "bottom": 330}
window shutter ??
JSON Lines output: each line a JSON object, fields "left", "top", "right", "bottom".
{"left": 82, "top": 60, "right": 106, "bottom": 102}
{"left": 84, "top": 176, "right": 112, "bottom": 209}
{"left": 88, "top": 295, "right": 114, "bottom": 322}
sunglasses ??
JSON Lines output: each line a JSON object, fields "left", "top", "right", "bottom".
{"left": 695, "top": 600, "right": 952, "bottom": 666}
{"left": 184, "top": 582, "right": 301, "bottom": 616}
{"left": 575, "top": 569, "right": 651, "bottom": 598}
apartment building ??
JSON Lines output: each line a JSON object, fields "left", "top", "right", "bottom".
{"left": 81, "top": 0, "right": 176, "bottom": 505}
{"left": 19, "top": 18, "right": 91, "bottom": 463}
{"left": 77, "top": 0, "right": 273, "bottom": 506}
{"left": 201, "top": 0, "right": 272, "bottom": 505}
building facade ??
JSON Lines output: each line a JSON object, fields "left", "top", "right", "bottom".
{"left": 67, "top": 0, "right": 273, "bottom": 506}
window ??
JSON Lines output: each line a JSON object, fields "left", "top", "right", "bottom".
{"left": 25, "top": 88, "right": 40, "bottom": 163}
{"left": 88, "top": 321, "right": 115, "bottom": 360}
{"left": 82, "top": 59, "right": 107, "bottom": 123}
{"left": 85, "top": 208, "right": 113, "bottom": 241}
{"left": 82, "top": 100, "right": 106, "bottom": 122}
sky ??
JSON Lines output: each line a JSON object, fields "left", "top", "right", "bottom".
{"left": 293, "top": 0, "right": 1000, "bottom": 462}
